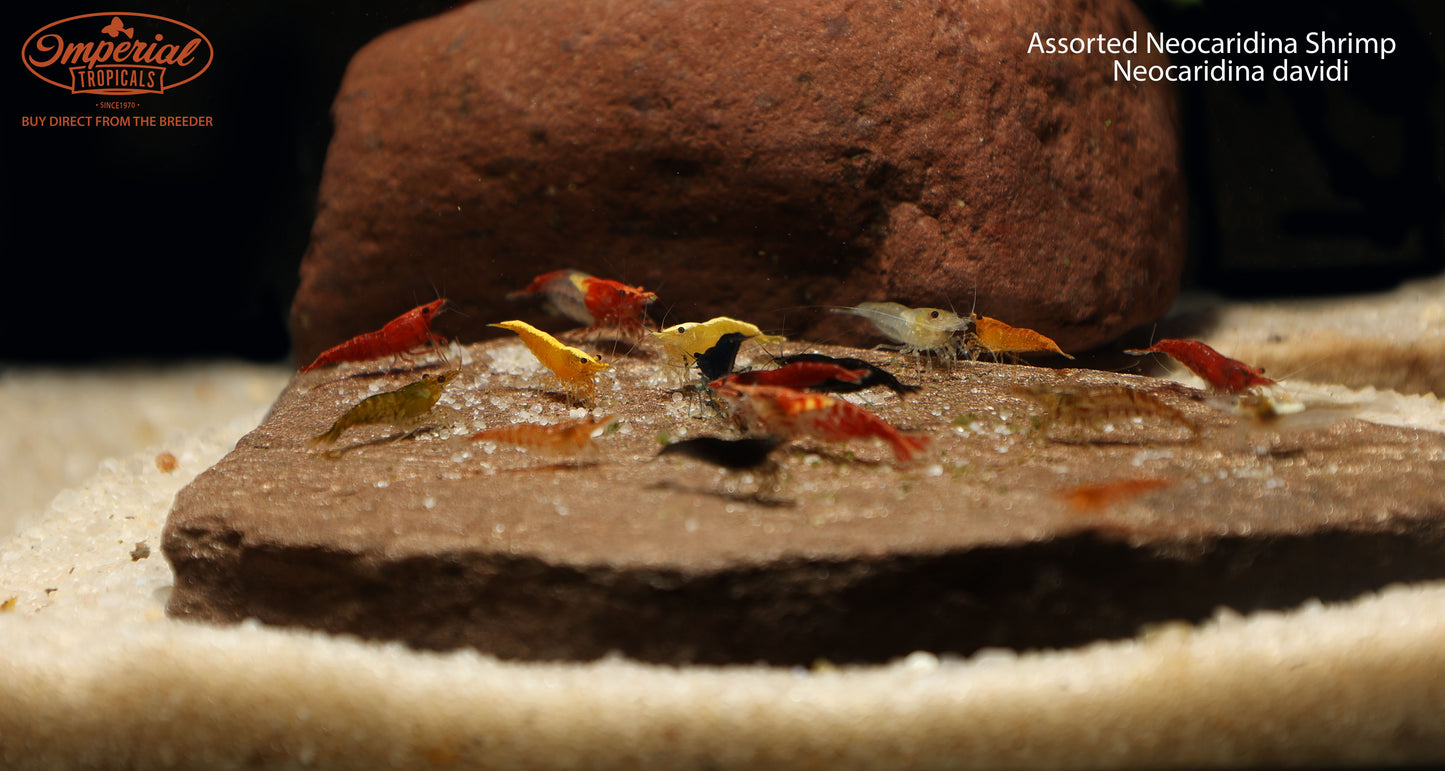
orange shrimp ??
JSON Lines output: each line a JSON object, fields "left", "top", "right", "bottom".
{"left": 301, "top": 299, "right": 449, "bottom": 373}
{"left": 711, "top": 381, "right": 929, "bottom": 463}
{"left": 967, "top": 315, "right": 1073, "bottom": 361}
{"left": 1053, "top": 477, "right": 1174, "bottom": 513}
{"left": 469, "top": 414, "right": 617, "bottom": 456}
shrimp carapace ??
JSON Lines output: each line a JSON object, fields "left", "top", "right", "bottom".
{"left": 469, "top": 414, "right": 617, "bottom": 456}
{"left": 831, "top": 302, "right": 970, "bottom": 362}
{"left": 509, "top": 269, "right": 657, "bottom": 340}
{"left": 711, "top": 381, "right": 929, "bottom": 463}
{"left": 966, "top": 315, "right": 1073, "bottom": 361}
{"left": 1124, "top": 339, "right": 1274, "bottom": 394}
{"left": 300, "top": 299, "right": 449, "bottom": 373}
{"left": 490, "top": 319, "right": 610, "bottom": 405}
{"left": 309, "top": 369, "right": 461, "bottom": 446}
{"left": 773, "top": 353, "right": 921, "bottom": 396}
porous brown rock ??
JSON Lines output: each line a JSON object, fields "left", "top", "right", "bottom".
{"left": 164, "top": 339, "right": 1445, "bottom": 665}
{"left": 290, "top": 0, "right": 1184, "bottom": 366}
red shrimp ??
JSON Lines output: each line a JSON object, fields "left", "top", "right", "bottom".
{"left": 711, "top": 382, "right": 929, "bottom": 463}
{"left": 714, "top": 362, "right": 867, "bottom": 391}
{"left": 510, "top": 269, "right": 657, "bottom": 339}
{"left": 1124, "top": 339, "right": 1274, "bottom": 394}
{"left": 300, "top": 299, "right": 449, "bottom": 373}
{"left": 578, "top": 275, "right": 657, "bottom": 338}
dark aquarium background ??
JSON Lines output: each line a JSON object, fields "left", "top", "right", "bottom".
{"left": 2, "top": 0, "right": 1441, "bottom": 363}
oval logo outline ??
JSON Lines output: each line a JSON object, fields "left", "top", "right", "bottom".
{"left": 21, "top": 12, "right": 213, "bottom": 95}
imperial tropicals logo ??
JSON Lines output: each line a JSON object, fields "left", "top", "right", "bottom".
{"left": 22, "top": 12, "right": 213, "bottom": 95}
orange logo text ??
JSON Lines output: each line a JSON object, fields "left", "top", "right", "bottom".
{"left": 22, "top": 13, "right": 213, "bottom": 95}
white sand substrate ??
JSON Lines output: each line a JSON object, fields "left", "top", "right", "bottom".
{"left": 0, "top": 363, "right": 291, "bottom": 536}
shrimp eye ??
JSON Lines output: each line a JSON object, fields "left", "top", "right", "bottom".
{"left": 930, "top": 310, "right": 940, "bottom": 318}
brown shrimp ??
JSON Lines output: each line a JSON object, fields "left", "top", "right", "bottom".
{"left": 1018, "top": 383, "right": 1197, "bottom": 440}
{"left": 310, "top": 370, "right": 461, "bottom": 446}
{"left": 469, "top": 414, "right": 617, "bottom": 456}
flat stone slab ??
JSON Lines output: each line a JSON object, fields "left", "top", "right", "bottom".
{"left": 163, "top": 339, "right": 1445, "bottom": 664}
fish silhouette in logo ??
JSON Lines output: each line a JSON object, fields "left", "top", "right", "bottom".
{"left": 101, "top": 16, "right": 134, "bottom": 39}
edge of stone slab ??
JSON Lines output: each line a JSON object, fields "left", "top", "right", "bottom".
{"left": 165, "top": 501, "right": 1445, "bottom": 665}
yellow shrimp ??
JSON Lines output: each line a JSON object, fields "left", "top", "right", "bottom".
{"left": 650, "top": 317, "right": 786, "bottom": 371}
{"left": 310, "top": 370, "right": 461, "bottom": 445}
{"left": 832, "top": 301, "right": 970, "bottom": 362}
{"left": 490, "top": 320, "right": 610, "bottom": 405}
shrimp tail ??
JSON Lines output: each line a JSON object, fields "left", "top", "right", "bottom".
{"left": 309, "top": 422, "right": 347, "bottom": 446}
{"left": 888, "top": 432, "right": 931, "bottom": 463}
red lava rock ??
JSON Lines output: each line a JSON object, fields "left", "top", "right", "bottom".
{"left": 291, "top": 0, "right": 1184, "bottom": 367}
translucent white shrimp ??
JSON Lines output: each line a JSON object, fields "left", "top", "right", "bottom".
{"left": 831, "top": 301, "right": 971, "bottom": 362}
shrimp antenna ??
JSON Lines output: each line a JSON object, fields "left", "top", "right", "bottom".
{"left": 1119, "top": 323, "right": 1160, "bottom": 374}
{"left": 1271, "top": 351, "right": 1334, "bottom": 384}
